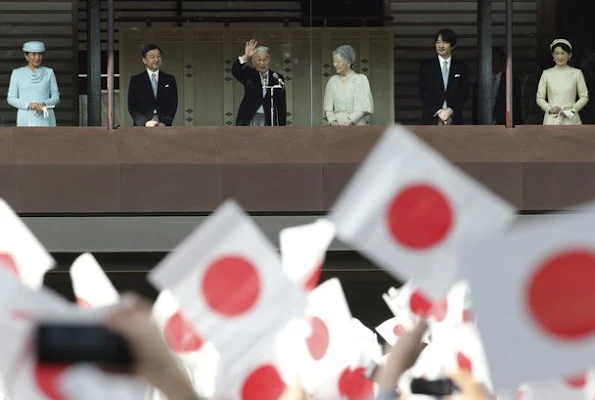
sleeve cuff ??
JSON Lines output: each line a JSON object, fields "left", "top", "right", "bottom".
{"left": 238, "top": 56, "right": 247, "bottom": 64}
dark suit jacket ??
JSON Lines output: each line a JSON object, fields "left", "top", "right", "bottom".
{"left": 472, "top": 73, "right": 523, "bottom": 126}
{"left": 128, "top": 70, "right": 178, "bottom": 126}
{"left": 418, "top": 57, "right": 469, "bottom": 125}
{"left": 231, "top": 59, "right": 287, "bottom": 126}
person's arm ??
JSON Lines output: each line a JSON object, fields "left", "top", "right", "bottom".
{"left": 106, "top": 294, "right": 200, "bottom": 400}
{"left": 42, "top": 69, "right": 60, "bottom": 106}
{"left": 571, "top": 70, "right": 589, "bottom": 112}
{"left": 161, "top": 76, "right": 178, "bottom": 126}
{"left": 323, "top": 78, "right": 338, "bottom": 125}
{"left": 232, "top": 39, "right": 257, "bottom": 83}
{"left": 348, "top": 75, "right": 374, "bottom": 125}
{"left": 417, "top": 61, "right": 431, "bottom": 111}
{"left": 128, "top": 76, "right": 148, "bottom": 126}
{"left": 376, "top": 321, "right": 428, "bottom": 397}
{"left": 536, "top": 71, "right": 552, "bottom": 113}
{"left": 7, "top": 70, "right": 29, "bottom": 110}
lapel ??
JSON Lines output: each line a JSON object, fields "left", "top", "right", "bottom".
{"left": 142, "top": 72, "right": 153, "bottom": 99}
{"left": 433, "top": 58, "right": 445, "bottom": 94}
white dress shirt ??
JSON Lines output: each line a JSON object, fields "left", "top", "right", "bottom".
{"left": 439, "top": 55, "right": 451, "bottom": 109}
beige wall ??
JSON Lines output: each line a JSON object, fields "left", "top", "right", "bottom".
{"left": 119, "top": 27, "right": 394, "bottom": 127}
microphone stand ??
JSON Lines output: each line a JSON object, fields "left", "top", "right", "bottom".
{"left": 262, "top": 72, "right": 285, "bottom": 126}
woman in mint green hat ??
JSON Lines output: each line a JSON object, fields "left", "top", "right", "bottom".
{"left": 7, "top": 41, "right": 60, "bottom": 126}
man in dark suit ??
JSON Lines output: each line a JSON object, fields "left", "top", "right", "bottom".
{"left": 232, "top": 39, "right": 286, "bottom": 126}
{"left": 472, "top": 47, "right": 523, "bottom": 126}
{"left": 418, "top": 29, "right": 469, "bottom": 125}
{"left": 127, "top": 44, "right": 178, "bottom": 127}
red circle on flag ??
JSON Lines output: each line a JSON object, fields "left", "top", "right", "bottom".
{"left": 393, "top": 324, "right": 406, "bottom": 337}
{"left": 456, "top": 351, "right": 473, "bottom": 374}
{"left": 432, "top": 298, "right": 448, "bottom": 322}
{"left": 76, "top": 297, "right": 92, "bottom": 309}
{"left": 306, "top": 316, "right": 329, "bottom": 360}
{"left": 564, "top": 372, "right": 587, "bottom": 389}
{"left": 241, "top": 364, "right": 285, "bottom": 400}
{"left": 386, "top": 184, "right": 453, "bottom": 249}
{"left": 202, "top": 256, "right": 260, "bottom": 317}
{"left": 526, "top": 249, "right": 595, "bottom": 339}
{"left": 35, "top": 363, "right": 68, "bottom": 400}
{"left": 0, "top": 253, "right": 19, "bottom": 277}
{"left": 338, "top": 367, "right": 374, "bottom": 400}
{"left": 164, "top": 311, "right": 204, "bottom": 353}
{"left": 410, "top": 290, "right": 433, "bottom": 317}
{"left": 303, "top": 263, "right": 323, "bottom": 291}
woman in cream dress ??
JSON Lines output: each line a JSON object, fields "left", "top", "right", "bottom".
{"left": 324, "top": 45, "right": 374, "bottom": 126}
{"left": 536, "top": 38, "right": 589, "bottom": 125}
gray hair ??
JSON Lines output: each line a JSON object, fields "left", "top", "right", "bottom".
{"left": 254, "top": 46, "right": 270, "bottom": 55}
{"left": 332, "top": 45, "right": 356, "bottom": 66}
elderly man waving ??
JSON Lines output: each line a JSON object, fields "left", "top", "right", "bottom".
{"left": 231, "top": 39, "right": 287, "bottom": 126}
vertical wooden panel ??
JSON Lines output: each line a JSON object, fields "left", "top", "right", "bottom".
{"left": 223, "top": 28, "right": 235, "bottom": 126}
{"left": 183, "top": 28, "right": 195, "bottom": 126}
{"left": 281, "top": 29, "right": 294, "bottom": 126}
{"left": 321, "top": 30, "right": 332, "bottom": 125}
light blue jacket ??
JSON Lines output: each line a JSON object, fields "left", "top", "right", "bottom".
{"left": 7, "top": 66, "right": 60, "bottom": 127}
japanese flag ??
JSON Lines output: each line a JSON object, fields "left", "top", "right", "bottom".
{"left": 375, "top": 315, "right": 415, "bottom": 346}
{"left": 152, "top": 290, "right": 205, "bottom": 354}
{"left": 70, "top": 253, "right": 119, "bottom": 308}
{"left": 438, "top": 324, "right": 493, "bottom": 392}
{"left": 0, "top": 267, "right": 71, "bottom": 383}
{"left": 516, "top": 371, "right": 592, "bottom": 400}
{"left": 152, "top": 290, "right": 218, "bottom": 399}
{"left": 214, "top": 345, "right": 289, "bottom": 400}
{"left": 148, "top": 200, "right": 306, "bottom": 367}
{"left": 11, "top": 361, "right": 147, "bottom": 400}
{"left": 0, "top": 199, "right": 54, "bottom": 290}
{"left": 463, "top": 211, "right": 595, "bottom": 390}
{"left": 279, "top": 218, "right": 336, "bottom": 291}
{"left": 381, "top": 280, "right": 468, "bottom": 330}
{"left": 296, "top": 278, "right": 374, "bottom": 400}
{"left": 328, "top": 126, "right": 515, "bottom": 298}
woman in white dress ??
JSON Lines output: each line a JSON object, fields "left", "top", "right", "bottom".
{"left": 536, "top": 38, "right": 589, "bottom": 125}
{"left": 324, "top": 45, "right": 374, "bottom": 126}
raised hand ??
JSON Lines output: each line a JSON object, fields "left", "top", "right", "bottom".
{"left": 243, "top": 39, "right": 258, "bottom": 59}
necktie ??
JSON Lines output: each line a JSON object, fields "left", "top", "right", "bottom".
{"left": 260, "top": 72, "right": 267, "bottom": 96}
{"left": 441, "top": 60, "right": 449, "bottom": 90}
{"left": 151, "top": 72, "right": 158, "bottom": 98}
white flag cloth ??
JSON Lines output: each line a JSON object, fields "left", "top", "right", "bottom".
{"left": 375, "top": 316, "right": 415, "bottom": 346}
{"left": 329, "top": 125, "right": 515, "bottom": 298}
{"left": 70, "top": 253, "right": 119, "bottom": 308}
{"left": 279, "top": 218, "right": 336, "bottom": 291}
{"left": 464, "top": 210, "right": 595, "bottom": 390}
{"left": 0, "top": 199, "right": 54, "bottom": 290}
{"left": 152, "top": 290, "right": 218, "bottom": 399}
{"left": 0, "top": 268, "right": 71, "bottom": 383}
{"left": 148, "top": 200, "right": 306, "bottom": 376}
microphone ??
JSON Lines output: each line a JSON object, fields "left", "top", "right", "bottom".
{"left": 273, "top": 72, "right": 285, "bottom": 86}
